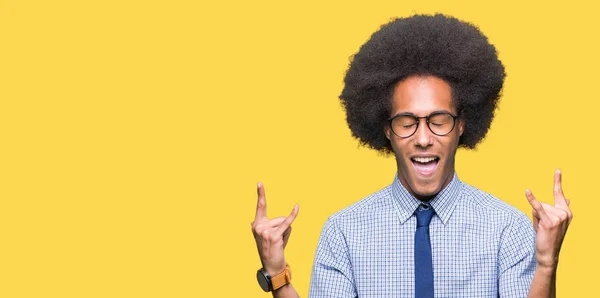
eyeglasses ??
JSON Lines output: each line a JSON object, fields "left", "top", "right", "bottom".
{"left": 388, "top": 112, "right": 459, "bottom": 138}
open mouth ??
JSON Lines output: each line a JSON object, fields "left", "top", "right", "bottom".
{"left": 411, "top": 156, "right": 439, "bottom": 176}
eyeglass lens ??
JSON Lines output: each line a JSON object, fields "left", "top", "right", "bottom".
{"left": 391, "top": 113, "right": 455, "bottom": 137}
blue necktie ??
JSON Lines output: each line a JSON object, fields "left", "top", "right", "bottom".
{"left": 415, "top": 205, "right": 435, "bottom": 298}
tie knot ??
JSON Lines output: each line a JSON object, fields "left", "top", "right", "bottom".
{"left": 416, "top": 205, "right": 435, "bottom": 227}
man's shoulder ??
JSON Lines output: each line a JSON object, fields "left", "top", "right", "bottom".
{"left": 460, "top": 182, "right": 530, "bottom": 224}
{"left": 326, "top": 184, "right": 394, "bottom": 224}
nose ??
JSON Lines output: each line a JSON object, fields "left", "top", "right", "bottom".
{"left": 414, "top": 119, "right": 433, "bottom": 147}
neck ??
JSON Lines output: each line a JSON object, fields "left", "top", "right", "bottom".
{"left": 414, "top": 193, "right": 436, "bottom": 202}
{"left": 396, "top": 170, "right": 455, "bottom": 202}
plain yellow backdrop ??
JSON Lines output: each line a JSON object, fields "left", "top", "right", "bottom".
{"left": 1, "top": 0, "right": 597, "bottom": 297}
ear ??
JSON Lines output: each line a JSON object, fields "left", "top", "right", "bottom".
{"left": 457, "top": 118, "right": 465, "bottom": 136}
{"left": 384, "top": 124, "right": 391, "bottom": 140}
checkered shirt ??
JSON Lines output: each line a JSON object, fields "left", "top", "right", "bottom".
{"left": 308, "top": 173, "right": 536, "bottom": 297}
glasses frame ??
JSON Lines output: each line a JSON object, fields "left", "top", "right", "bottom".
{"left": 387, "top": 111, "right": 459, "bottom": 138}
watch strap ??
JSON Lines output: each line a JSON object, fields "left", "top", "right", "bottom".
{"left": 270, "top": 263, "right": 292, "bottom": 291}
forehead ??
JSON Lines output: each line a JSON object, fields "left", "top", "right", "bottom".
{"left": 390, "top": 76, "right": 455, "bottom": 116}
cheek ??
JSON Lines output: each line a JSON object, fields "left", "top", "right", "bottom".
{"left": 390, "top": 138, "right": 411, "bottom": 159}
{"left": 440, "top": 133, "right": 461, "bottom": 155}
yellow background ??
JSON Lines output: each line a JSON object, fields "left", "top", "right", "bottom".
{"left": 1, "top": 0, "right": 597, "bottom": 297}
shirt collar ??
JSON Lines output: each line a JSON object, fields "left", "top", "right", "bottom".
{"left": 390, "top": 172, "right": 462, "bottom": 225}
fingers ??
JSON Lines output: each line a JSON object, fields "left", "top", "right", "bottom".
{"left": 553, "top": 169, "right": 568, "bottom": 207}
{"left": 531, "top": 208, "right": 539, "bottom": 227}
{"left": 552, "top": 169, "right": 573, "bottom": 224}
{"left": 275, "top": 204, "right": 299, "bottom": 236}
{"left": 282, "top": 226, "right": 292, "bottom": 245}
{"left": 540, "top": 202, "right": 567, "bottom": 222}
{"left": 527, "top": 170, "right": 574, "bottom": 235}
{"left": 252, "top": 183, "right": 299, "bottom": 238}
{"left": 255, "top": 182, "right": 267, "bottom": 222}
{"left": 532, "top": 203, "right": 567, "bottom": 224}
{"left": 526, "top": 189, "right": 549, "bottom": 222}
{"left": 253, "top": 216, "right": 287, "bottom": 230}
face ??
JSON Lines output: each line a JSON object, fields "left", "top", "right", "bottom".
{"left": 384, "top": 75, "right": 464, "bottom": 201}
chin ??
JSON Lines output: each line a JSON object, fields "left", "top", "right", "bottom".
{"left": 412, "top": 184, "right": 442, "bottom": 198}
{"left": 405, "top": 172, "right": 447, "bottom": 198}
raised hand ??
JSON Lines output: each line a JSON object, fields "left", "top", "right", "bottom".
{"left": 252, "top": 182, "right": 299, "bottom": 276}
{"left": 525, "top": 169, "right": 573, "bottom": 269}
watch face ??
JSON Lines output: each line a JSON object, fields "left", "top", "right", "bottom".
{"left": 256, "top": 269, "right": 271, "bottom": 292}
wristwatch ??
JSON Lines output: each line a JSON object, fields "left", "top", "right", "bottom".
{"left": 256, "top": 263, "right": 292, "bottom": 292}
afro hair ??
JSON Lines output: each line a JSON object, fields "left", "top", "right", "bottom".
{"left": 340, "top": 14, "right": 505, "bottom": 154}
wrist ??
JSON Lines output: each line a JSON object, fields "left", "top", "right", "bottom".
{"left": 536, "top": 261, "right": 558, "bottom": 275}
{"left": 536, "top": 253, "right": 559, "bottom": 269}
{"left": 257, "top": 263, "right": 292, "bottom": 292}
{"left": 273, "top": 282, "right": 293, "bottom": 293}
{"left": 264, "top": 263, "right": 287, "bottom": 277}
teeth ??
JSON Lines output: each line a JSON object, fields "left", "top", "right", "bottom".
{"left": 412, "top": 157, "right": 437, "bottom": 163}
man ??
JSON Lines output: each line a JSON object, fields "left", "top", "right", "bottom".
{"left": 251, "top": 14, "right": 572, "bottom": 297}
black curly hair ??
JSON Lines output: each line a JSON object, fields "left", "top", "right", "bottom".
{"left": 340, "top": 14, "right": 505, "bottom": 154}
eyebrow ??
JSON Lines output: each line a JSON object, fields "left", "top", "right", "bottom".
{"left": 390, "top": 110, "right": 452, "bottom": 118}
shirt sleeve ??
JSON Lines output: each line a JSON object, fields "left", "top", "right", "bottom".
{"left": 498, "top": 212, "right": 536, "bottom": 297}
{"left": 308, "top": 218, "right": 357, "bottom": 298}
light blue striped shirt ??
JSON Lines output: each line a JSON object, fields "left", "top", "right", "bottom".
{"left": 309, "top": 173, "right": 535, "bottom": 297}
